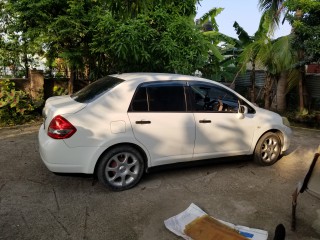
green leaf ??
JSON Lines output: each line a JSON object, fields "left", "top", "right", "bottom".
{"left": 0, "top": 100, "right": 8, "bottom": 108}
{"left": 233, "top": 21, "right": 252, "bottom": 45}
{"left": 7, "top": 90, "right": 15, "bottom": 100}
{"left": 198, "top": 7, "right": 224, "bottom": 31}
{"left": 208, "top": 44, "right": 224, "bottom": 61}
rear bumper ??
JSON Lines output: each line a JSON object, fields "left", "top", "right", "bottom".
{"left": 38, "top": 124, "right": 97, "bottom": 174}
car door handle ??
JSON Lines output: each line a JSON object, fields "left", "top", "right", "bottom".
{"left": 199, "top": 120, "right": 211, "bottom": 123}
{"left": 136, "top": 120, "right": 151, "bottom": 124}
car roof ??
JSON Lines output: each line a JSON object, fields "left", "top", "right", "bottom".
{"left": 111, "top": 72, "right": 205, "bottom": 83}
{"left": 110, "top": 72, "right": 239, "bottom": 97}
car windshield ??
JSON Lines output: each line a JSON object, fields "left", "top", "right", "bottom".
{"left": 71, "top": 76, "right": 124, "bottom": 103}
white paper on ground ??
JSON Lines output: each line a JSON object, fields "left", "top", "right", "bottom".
{"left": 164, "top": 203, "right": 268, "bottom": 240}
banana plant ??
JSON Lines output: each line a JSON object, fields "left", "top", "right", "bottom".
{"left": 233, "top": 12, "right": 271, "bottom": 103}
{"left": 196, "top": 7, "right": 241, "bottom": 81}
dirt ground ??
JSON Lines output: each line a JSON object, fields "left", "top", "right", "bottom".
{"left": 0, "top": 122, "right": 320, "bottom": 240}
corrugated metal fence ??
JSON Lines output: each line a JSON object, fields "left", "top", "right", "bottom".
{"left": 235, "top": 70, "right": 266, "bottom": 88}
{"left": 306, "top": 74, "right": 320, "bottom": 99}
{"left": 234, "top": 71, "right": 320, "bottom": 109}
{"left": 234, "top": 70, "right": 267, "bottom": 100}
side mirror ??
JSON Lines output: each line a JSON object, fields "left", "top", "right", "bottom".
{"left": 239, "top": 105, "right": 248, "bottom": 114}
{"left": 237, "top": 105, "right": 248, "bottom": 119}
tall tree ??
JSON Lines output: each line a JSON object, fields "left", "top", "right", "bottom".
{"left": 257, "top": 0, "right": 320, "bottom": 112}
{"left": 194, "top": 7, "right": 233, "bottom": 81}
{"left": 1, "top": 0, "right": 210, "bottom": 92}
{"left": 91, "top": 7, "right": 210, "bottom": 74}
{"left": 258, "top": 35, "right": 298, "bottom": 111}
{"left": 289, "top": 1, "right": 320, "bottom": 62}
{"left": 233, "top": 12, "right": 270, "bottom": 103}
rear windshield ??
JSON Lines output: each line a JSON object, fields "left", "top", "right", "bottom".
{"left": 71, "top": 76, "right": 124, "bottom": 103}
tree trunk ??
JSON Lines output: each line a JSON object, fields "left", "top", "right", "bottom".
{"left": 295, "top": 10, "right": 306, "bottom": 112}
{"left": 68, "top": 67, "right": 75, "bottom": 94}
{"left": 22, "top": 39, "right": 29, "bottom": 79}
{"left": 24, "top": 53, "right": 29, "bottom": 79}
{"left": 275, "top": 71, "right": 288, "bottom": 112}
{"left": 250, "top": 61, "right": 256, "bottom": 103}
{"left": 298, "top": 73, "right": 304, "bottom": 111}
{"left": 264, "top": 74, "right": 273, "bottom": 109}
{"left": 298, "top": 51, "right": 306, "bottom": 112}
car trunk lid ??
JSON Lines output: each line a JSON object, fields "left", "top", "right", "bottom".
{"left": 42, "top": 95, "right": 87, "bottom": 130}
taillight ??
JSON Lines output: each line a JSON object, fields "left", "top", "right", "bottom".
{"left": 47, "top": 115, "right": 77, "bottom": 139}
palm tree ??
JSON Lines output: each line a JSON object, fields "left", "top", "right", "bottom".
{"left": 258, "top": 35, "right": 298, "bottom": 111}
{"left": 258, "top": 0, "right": 285, "bottom": 28}
{"left": 258, "top": 0, "right": 306, "bottom": 112}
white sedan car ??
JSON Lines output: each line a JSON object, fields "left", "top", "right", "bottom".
{"left": 38, "top": 73, "right": 292, "bottom": 191}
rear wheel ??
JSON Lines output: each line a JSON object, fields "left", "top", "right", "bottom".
{"left": 254, "top": 132, "right": 281, "bottom": 166}
{"left": 97, "top": 146, "right": 144, "bottom": 191}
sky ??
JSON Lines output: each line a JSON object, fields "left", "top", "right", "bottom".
{"left": 195, "top": 0, "right": 291, "bottom": 39}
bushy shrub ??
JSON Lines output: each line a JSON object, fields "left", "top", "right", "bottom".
{"left": 0, "top": 79, "right": 36, "bottom": 126}
{"left": 53, "top": 86, "right": 68, "bottom": 96}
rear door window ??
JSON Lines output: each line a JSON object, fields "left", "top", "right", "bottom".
{"left": 129, "top": 81, "right": 187, "bottom": 112}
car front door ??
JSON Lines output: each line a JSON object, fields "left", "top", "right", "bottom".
{"left": 128, "top": 81, "right": 196, "bottom": 167}
{"left": 188, "top": 81, "right": 255, "bottom": 159}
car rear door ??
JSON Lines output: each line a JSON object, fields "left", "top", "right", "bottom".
{"left": 127, "top": 81, "right": 196, "bottom": 167}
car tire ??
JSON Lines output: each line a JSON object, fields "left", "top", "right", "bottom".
{"left": 97, "top": 146, "right": 144, "bottom": 191}
{"left": 254, "top": 132, "right": 281, "bottom": 166}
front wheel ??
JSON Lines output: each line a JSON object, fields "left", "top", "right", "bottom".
{"left": 97, "top": 146, "right": 144, "bottom": 191}
{"left": 254, "top": 132, "right": 281, "bottom": 166}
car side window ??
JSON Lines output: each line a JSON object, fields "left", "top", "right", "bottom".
{"left": 129, "top": 81, "right": 187, "bottom": 112}
{"left": 188, "top": 82, "right": 239, "bottom": 113}
{"left": 130, "top": 87, "right": 148, "bottom": 111}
